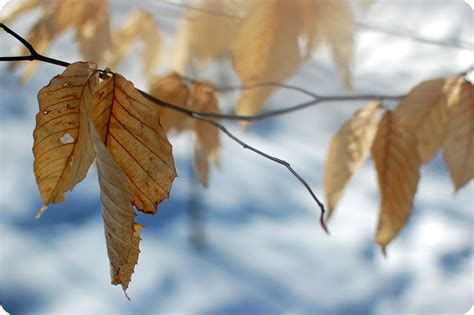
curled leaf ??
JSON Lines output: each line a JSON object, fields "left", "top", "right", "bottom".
{"left": 90, "top": 120, "right": 142, "bottom": 294}
{"left": 92, "top": 73, "right": 177, "bottom": 214}
{"left": 149, "top": 73, "right": 190, "bottom": 132}
{"left": 443, "top": 79, "right": 474, "bottom": 191}
{"left": 33, "top": 61, "right": 98, "bottom": 213}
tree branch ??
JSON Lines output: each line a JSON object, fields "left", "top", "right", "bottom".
{"left": 0, "top": 23, "right": 331, "bottom": 232}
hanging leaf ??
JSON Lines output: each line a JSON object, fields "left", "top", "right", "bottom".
{"left": 189, "top": 82, "right": 221, "bottom": 186}
{"left": 75, "top": 0, "right": 112, "bottom": 66}
{"left": 149, "top": 73, "right": 190, "bottom": 132}
{"left": 92, "top": 73, "right": 177, "bottom": 214}
{"left": 33, "top": 61, "right": 98, "bottom": 216}
{"left": 395, "top": 77, "right": 459, "bottom": 164}
{"left": 317, "top": 0, "right": 354, "bottom": 90}
{"left": 324, "top": 101, "right": 380, "bottom": 217}
{"left": 173, "top": 0, "right": 242, "bottom": 71}
{"left": 231, "top": 0, "right": 302, "bottom": 117}
{"left": 443, "top": 79, "right": 474, "bottom": 191}
{"left": 90, "top": 121, "right": 142, "bottom": 295}
{"left": 371, "top": 110, "right": 420, "bottom": 251}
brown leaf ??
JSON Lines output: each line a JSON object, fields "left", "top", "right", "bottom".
{"left": 371, "top": 110, "right": 421, "bottom": 250}
{"left": 173, "top": 0, "right": 242, "bottom": 70}
{"left": 90, "top": 120, "right": 142, "bottom": 294}
{"left": 190, "top": 83, "right": 221, "bottom": 186}
{"left": 395, "top": 77, "right": 459, "bottom": 164}
{"left": 317, "top": 0, "right": 354, "bottom": 90}
{"left": 324, "top": 101, "right": 380, "bottom": 217}
{"left": 106, "top": 10, "right": 161, "bottom": 76}
{"left": 75, "top": 0, "right": 111, "bottom": 66}
{"left": 190, "top": 83, "right": 221, "bottom": 160}
{"left": 231, "top": 0, "right": 302, "bottom": 117}
{"left": 92, "top": 73, "right": 177, "bottom": 214}
{"left": 149, "top": 73, "right": 190, "bottom": 132}
{"left": 443, "top": 79, "right": 474, "bottom": 191}
{"left": 33, "top": 61, "right": 98, "bottom": 214}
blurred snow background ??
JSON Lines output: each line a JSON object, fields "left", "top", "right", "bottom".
{"left": 0, "top": 0, "right": 473, "bottom": 314}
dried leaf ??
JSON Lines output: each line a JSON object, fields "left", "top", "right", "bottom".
{"left": 231, "top": 0, "right": 302, "bottom": 117}
{"left": 90, "top": 120, "right": 142, "bottom": 294}
{"left": 396, "top": 77, "right": 459, "bottom": 164}
{"left": 317, "top": 0, "right": 354, "bottom": 90}
{"left": 75, "top": 0, "right": 111, "bottom": 66}
{"left": 190, "top": 83, "right": 221, "bottom": 160}
{"left": 324, "top": 101, "right": 380, "bottom": 217}
{"left": 190, "top": 83, "right": 221, "bottom": 185}
{"left": 149, "top": 73, "right": 190, "bottom": 132}
{"left": 106, "top": 10, "right": 161, "bottom": 76}
{"left": 33, "top": 61, "right": 98, "bottom": 212}
{"left": 371, "top": 110, "right": 421, "bottom": 250}
{"left": 182, "top": 0, "right": 241, "bottom": 65}
{"left": 443, "top": 79, "right": 474, "bottom": 191}
{"left": 92, "top": 73, "right": 176, "bottom": 214}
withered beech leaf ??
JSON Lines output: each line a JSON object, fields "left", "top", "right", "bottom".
{"left": 172, "top": 0, "right": 243, "bottom": 71}
{"left": 190, "top": 83, "right": 221, "bottom": 186}
{"left": 371, "top": 111, "right": 421, "bottom": 251}
{"left": 106, "top": 9, "right": 161, "bottom": 77}
{"left": 90, "top": 121, "right": 142, "bottom": 294}
{"left": 395, "top": 77, "right": 459, "bottom": 164}
{"left": 92, "top": 73, "right": 177, "bottom": 214}
{"left": 324, "top": 101, "right": 380, "bottom": 217}
{"left": 232, "top": 0, "right": 302, "bottom": 117}
{"left": 33, "top": 61, "right": 98, "bottom": 214}
{"left": 317, "top": 0, "right": 354, "bottom": 90}
{"left": 149, "top": 73, "right": 190, "bottom": 132}
{"left": 443, "top": 79, "right": 474, "bottom": 191}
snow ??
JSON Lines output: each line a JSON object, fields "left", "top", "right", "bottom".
{"left": 0, "top": 0, "right": 473, "bottom": 314}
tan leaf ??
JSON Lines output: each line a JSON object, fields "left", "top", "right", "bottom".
{"left": 324, "top": 101, "right": 380, "bottom": 217}
{"left": 396, "top": 77, "right": 459, "bottom": 164}
{"left": 231, "top": 0, "right": 302, "bottom": 117}
{"left": 149, "top": 73, "right": 190, "bottom": 132}
{"left": 33, "top": 61, "right": 98, "bottom": 214}
{"left": 90, "top": 120, "right": 142, "bottom": 294}
{"left": 92, "top": 73, "right": 177, "bottom": 214}
{"left": 184, "top": 0, "right": 241, "bottom": 65}
{"left": 189, "top": 83, "right": 221, "bottom": 186}
{"left": 371, "top": 110, "right": 421, "bottom": 250}
{"left": 443, "top": 79, "right": 474, "bottom": 191}
{"left": 317, "top": 0, "right": 354, "bottom": 90}
{"left": 75, "top": 0, "right": 111, "bottom": 66}
{"left": 190, "top": 83, "right": 221, "bottom": 160}
{"left": 298, "top": 0, "right": 320, "bottom": 56}
{"left": 106, "top": 10, "right": 161, "bottom": 76}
